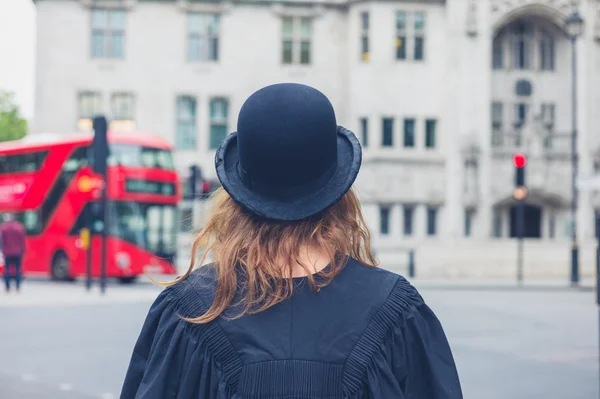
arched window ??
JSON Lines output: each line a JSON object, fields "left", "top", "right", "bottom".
{"left": 511, "top": 22, "right": 532, "bottom": 70}
{"left": 492, "top": 37, "right": 503, "bottom": 69}
{"left": 539, "top": 30, "right": 555, "bottom": 71}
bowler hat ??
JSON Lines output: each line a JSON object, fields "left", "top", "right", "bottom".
{"left": 215, "top": 83, "right": 362, "bottom": 221}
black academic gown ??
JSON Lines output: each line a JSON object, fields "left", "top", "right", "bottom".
{"left": 121, "top": 258, "right": 463, "bottom": 399}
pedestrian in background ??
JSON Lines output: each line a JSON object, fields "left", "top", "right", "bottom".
{"left": 0, "top": 213, "right": 27, "bottom": 294}
{"left": 122, "top": 83, "right": 463, "bottom": 399}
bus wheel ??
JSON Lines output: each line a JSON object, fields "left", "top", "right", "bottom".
{"left": 118, "top": 277, "right": 137, "bottom": 285}
{"left": 51, "top": 251, "right": 71, "bottom": 281}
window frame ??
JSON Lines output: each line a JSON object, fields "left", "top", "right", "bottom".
{"left": 413, "top": 11, "right": 426, "bottom": 61}
{"left": 382, "top": 117, "right": 394, "bottom": 147}
{"left": 360, "top": 117, "right": 369, "bottom": 148}
{"left": 281, "top": 16, "right": 312, "bottom": 65}
{"left": 403, "top": 118, "right": 416, "bottom": 148}
{"left": 175, "top": 95, "right": 198, "bottom": 150}
{"left": 209, "top": 97, "right": 229, "bottom": 150}
{"left": 403, "top": 205, "right": 414, "bottom": 236}
{"left": 91, "top": 8, "right": 126, "bottom": 59}
{"left": 187, "top": 12, "right": 220, "bottom": 62}
{"left": 395, "top": 11, "right": 407, "bottom": 60}
{"left": 425, "top": 118, "right": 436, "bottom": 149}
{"left": 539, "top": 30, "right": 555, "bottom": 71}
{"left": 379, "top": 205, "right": 391, "bottom": 236}
{"left": 426, "top": 206, "right": 438, "bottom": 236}
{"left": 77, "top": 91, "right": 103, "bottom": 131}
{"left": 360, "top": 11, "right": 369, "bottom": 61}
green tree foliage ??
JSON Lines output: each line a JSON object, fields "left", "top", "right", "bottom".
{"left": 0, "top": 91, "right": 28, "bottom": 142}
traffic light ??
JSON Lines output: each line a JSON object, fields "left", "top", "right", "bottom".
{"left": 188, "top": 165, "right": 201, "bottom": 199}
{"left": 200, "top": 179, "right": 221, "bottom": 200}
{"left": 513, "top": 153, "right": 527, "bottom": 200}
{"left": 513, "top": 153, "right": 526, "bottom": 187}
{"left": 92, "top": 116, "right": 109, "bottom": 176}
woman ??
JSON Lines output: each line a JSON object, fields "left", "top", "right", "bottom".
{"left": 121, "top": 83, "right": 463, "bottom": 399}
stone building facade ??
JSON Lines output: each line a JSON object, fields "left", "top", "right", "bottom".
{"left": 34, "top": 0, "right": 600, "bottom": 278}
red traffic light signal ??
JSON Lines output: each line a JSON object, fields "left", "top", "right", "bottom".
{"left": 513, "top": 153, "right": 527, "bottom": 168}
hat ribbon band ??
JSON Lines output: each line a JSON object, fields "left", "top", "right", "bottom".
{"left": 236, "top": 159, "right": 338, "bottom": 201}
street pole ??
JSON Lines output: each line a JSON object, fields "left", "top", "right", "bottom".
{"left": 517, "top": 199, "right": 524, "bottom": 284}
{"left": 570, "top": 36, "right": 580, "bottom": 285}
{"left": 100, "top": 185, "right": 108, "bottom": 295}
{"left": 596, "top": 217, "right": 600, "bottom": 395}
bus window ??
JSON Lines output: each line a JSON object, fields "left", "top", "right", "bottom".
{"left": 0, "top": 150, "right": 48, "bottom": 174}
{"left": 108, "top": 144, "right": 174, "bottom": 170}
{"left": 63, "top": 146, "right": 90, "bottom": 172}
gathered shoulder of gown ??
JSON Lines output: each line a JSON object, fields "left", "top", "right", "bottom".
{"left": 121, "top": 258, "right": 463, "bottom": 399}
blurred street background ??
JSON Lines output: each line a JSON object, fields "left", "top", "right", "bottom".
{"left": 1, "top": 0, "right": 600, "bottom": 397}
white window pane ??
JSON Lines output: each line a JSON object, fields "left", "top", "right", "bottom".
{"left": 110, "top": 32, "right": 124, "bottom": 58}
{"left": 300, "top": 18, "right": 311, "bottom": 37}
{"left": 188, "top": 36, "right": 200, "bottom": 60}
{"left": 208, "top": 37, "right": 219, "bottom": 61}
{"left": 188, "top": 13, "right": 203, "bottom": 32}
{"left": 210, "top": 99, "right": 226, "bottom": 119}
{"left": 414, "top": 12, "right": 425, "bottom": 31}
{"left": 207, "top": 14, "right": 220, "bottom": 35}
{"left": 282, "top": 17, "right": 294, "bottom": 37}
{"left": 91, "top": 32, "right": 105, "bottom": 57}
{"left": 109, "top": 9, "right": 126, "bottom": 30}
{"left": 92, "top": 9, "right": 108, "bottom": 29}
{"left": 396, "top": 12, "right": 406, "bottom": 31}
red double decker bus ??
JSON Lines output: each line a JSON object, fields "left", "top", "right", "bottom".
{"left": 0, "top": 131, "right": 180, "bottom": 283}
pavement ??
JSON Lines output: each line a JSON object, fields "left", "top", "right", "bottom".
{"left": 0, "top": 277, "right": 597, "bottom": 399}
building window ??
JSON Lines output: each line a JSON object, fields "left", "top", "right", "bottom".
{"left": 541, "top": 103, "right": 555, "bottom": 128}
{"left": 209, "top": 98, "right": 228, "bottom": 149}
{"left": 395, "top": 11, "right": 407, "bottom": 60}
{"left": 403, "top": 205, "right": 414, "bottom": 236}
{"left": 491, "top": 102, "right": 503, "bottom": 146}
{"left": 110, "top": 93, "right": 135, "bottom": 130}
{"left": 539, "top": 31, "right": 554, "bottom": 71}
{"left": 465, "top": 208, "right": 475, "bottom": 237}
{"left": 380, "top": 206, "right": 390, "bottom": 235}
{"left": 493, "top": 210, "right": 502, "bottom": 238}
{"left": 360, "top": 117, "right": 368, "bottom": 147}
{"left": 492, "top": 38, "right": 503, "bottom": 69}
{"left": 512, "top": 22, "right": 531, "bottom": 70}
{"left": 176, "top": 96, "right": 197, "bottom": 149}
{"left": 425, "top": 119, "right": 436, "bottom": 149}
{"left": 413, "top": 12, "right": 425, "bottom": 61}
{"left": 426, "top": 206, "right": 437, "bottom": 236}
{"left": 282, "top": 17, "right": 312, "bottom": 65}
{"left": 77, "top": 92, "right": 102, "bottom": 131}
{"left": 514, "top": 103, "right": 528, "bottom": 129}
{"left": 382, "top": 118, "right": 394, "bottom": 147}
{"left": 91, "top": 8, "right": 126, "bottom": 59}
{"left": 360, "top": 12, "right": 369, "bottom": 61}
{"left": 187, "top": 13, "right": 220, "bottom": 61}
{"left": 403, "top": 118, "right": 415, "bottom": 148}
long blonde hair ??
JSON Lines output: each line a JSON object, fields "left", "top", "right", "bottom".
{"left": 161, "top": 187, "right": 377, "bottom": 323}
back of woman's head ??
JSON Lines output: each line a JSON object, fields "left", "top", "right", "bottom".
{"left": 166, "top": 187, "right": 377, "bottom": 323}
{"left": 164, "top": 83, "right": 376, "bottom": 323}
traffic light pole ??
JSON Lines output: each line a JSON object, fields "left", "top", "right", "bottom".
{"left": 570, "top": 35, "right": 580, "bottom": 285}
{"left": 92, "top": 115, "right": 109, "bottom": 295}
{"left": 516, "top": 199, "right": 525, "bottom": 284}
{"left": 100, "top": 185, "right": 108, "bottom": 295}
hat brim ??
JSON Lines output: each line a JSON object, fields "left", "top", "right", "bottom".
{"left": 215, "top": 126, "right": 362, "bottom": 221}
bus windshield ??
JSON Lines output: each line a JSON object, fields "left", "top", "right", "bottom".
{"left": 108, "top": 201, "right": 177, "bottom": 260}
{"left": 107, "top": 144, "right": 174, "bottom": 170}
